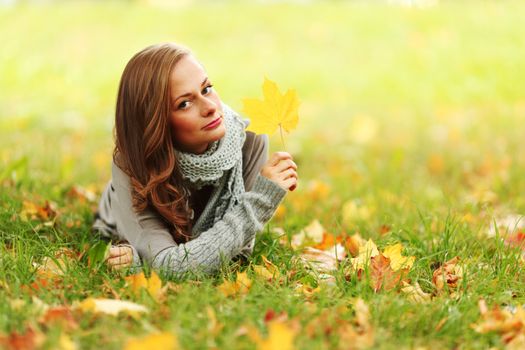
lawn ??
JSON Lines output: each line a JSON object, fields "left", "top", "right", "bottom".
{"left": 1, "top": 1, "right": 525, "bottom": 349}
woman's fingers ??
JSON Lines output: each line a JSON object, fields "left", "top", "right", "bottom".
{"left": 106, "top": 245, "right": 133, "bottom": 269}
{"left": 279, "top": 168, "right": 297, "bottom": 180}
{"left": 281, "top": 177, "right": 298, "bottom": 191}
{"left": 107, "top": 253, "right": 132, "bottom": 266}
{"left": 261, "top": 151, "right": 298, "bottom": 191}
{"left": 273, "top": 159, "right": 297, "bottom": 173}
{"left": 108, "top": 245, "right": 131, "bottom": 259}
{"left": 268, "top": 151, "right": 292, "bottom": 166}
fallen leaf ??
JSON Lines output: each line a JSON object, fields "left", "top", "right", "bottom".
{"left": 242, "top": 77, "right": 300, "bottom": 137}
{"left": 300, "top": 247, "right": 339, "bottom": 272}
{"left": 291, "top": 220, "right": 325, "bottom": 249}
{"left": 76, "top": 298, "right": 149, "bottom": 316}
{"left": 39, "top": 306, "right": 78, "bottom": 331}
{"left": 432, "top": 257, "right": 463, "bottom": 294}
{"left": 124, "top": 332, "right": 178, "bottom": 350}
{"left": 382, "top": 243, "right": 415, "bottom": 271}
{"left": 350, "top": 239, "right": 379, "bottom": 270}
{"left": 217, "top": 272, "right": 252, "bottom": 297}
{"left": 343, "top": 233, "right": 366, "bottom": 257}
{"left": 313, "top": 232, "right": 340, "bottom": 251}
{"left": 253, "top": 256, "right": 281, "bottom": 282}
{"left": 401, "top": 281, "right": 432, "bottom": 303}
{"left": 338, "top": 299, "right": 375, "bottom": 349}
{"left": 472, "top": 300, "right": 525, "bottom": 347}
{"left": 257, "top": 319, "right": 296, "bottom": 350}
{"left": 20, "top": 200, "right": 58, "bottom": 222}
{"left": 66, "top": 185, "right": 97, "bottom": 203}
{"left": 35, "top": 248, "right": 77, "bottom": 279}
{"left": 369, "top": 254, "right": 404, "bottom": 292}
{"left": 125, "top": 271, "right": 163, "bottom": 301}
{"left": 294, "top": 283, "right": 322, "bottom": 299}
{"left": 0, "top": 326, "right": 45, "bottom": 350}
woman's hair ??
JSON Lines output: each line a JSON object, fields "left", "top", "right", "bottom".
{"left": 113, "top": 42, "right": 192, "bottom": 243}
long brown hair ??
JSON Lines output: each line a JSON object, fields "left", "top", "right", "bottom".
{"left": 113, "top": 43, "right": 192, "bottom": 243}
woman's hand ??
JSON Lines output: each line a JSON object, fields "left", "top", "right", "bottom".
{"left": 261, "top": 151, "right": 298, "bottom": 191}
{"left": 106, "top": 245, "right": 133, "bottom": 270}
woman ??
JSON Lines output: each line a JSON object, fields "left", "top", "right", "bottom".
{"left": 92, "top": 43, "right": 298, "bottom": 275}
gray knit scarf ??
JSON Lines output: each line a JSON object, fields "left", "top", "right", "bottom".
{"left": 177, "top": 104, "right": 246, "bottom": 228}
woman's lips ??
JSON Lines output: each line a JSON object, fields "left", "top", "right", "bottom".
{"left": 203, "top": 116, "right": 222, "bottom": 130}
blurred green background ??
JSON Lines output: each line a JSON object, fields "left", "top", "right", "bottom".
{"left": 1, "top": 0, "right": 524, "bottom": 219}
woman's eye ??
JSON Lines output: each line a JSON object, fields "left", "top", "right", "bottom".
{"left": 202, "top": 84, "right": 213, "bottom": 95}
{"left": 178, "top": 101, "right": 190, "bottom": 110}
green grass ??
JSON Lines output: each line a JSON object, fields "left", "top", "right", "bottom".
{"left": 1, "top": 1, "right": 525, "bottom": 349}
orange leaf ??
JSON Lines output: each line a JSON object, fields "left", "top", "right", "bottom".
{"left": 313, "top": 232, "right": 340, "bottom": 250}
{"left": 369, "top": 254, "right": 404, "bottom": 292}
{"left": 432, "top": 256, "right": 463, "bottom": 294}
{"left": 39, "top": 306, "right": 78, "bottom": 331}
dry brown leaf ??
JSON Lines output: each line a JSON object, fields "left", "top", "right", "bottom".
{"left": 370, "top": 254, "right": 404, "bottom": 292}
{"left": 472, "top": 299, "right": 525, "bottom": 347}
{"left": 343, "top": 233, "right": 366, "bottom": 257}
{"left": 299, "top": 247, "right": 339, "bottom": 272}
{"left": 432, "top": 256, "right": 463, "bottom": 294}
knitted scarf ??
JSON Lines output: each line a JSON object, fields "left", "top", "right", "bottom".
{"left": 176, "top": 104, "right": 246, "bottom": 229}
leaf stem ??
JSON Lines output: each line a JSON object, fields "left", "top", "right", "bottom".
{"left": 279, "top": 124, "right": 286, "bottom": 150}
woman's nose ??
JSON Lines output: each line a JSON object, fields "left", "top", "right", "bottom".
{"left": 201, "top": 98, "right": 217, "bottom": 117}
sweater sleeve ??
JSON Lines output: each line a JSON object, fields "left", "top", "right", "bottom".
{"left": 110, "top": 161, "right": 286, "bottom": 276}
{"left": 154, "top": 174, "right": 285, "bottom": 275}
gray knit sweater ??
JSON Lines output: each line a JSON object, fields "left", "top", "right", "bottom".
{"left": 93, "top": 131, "right": 286, "bottom": 275}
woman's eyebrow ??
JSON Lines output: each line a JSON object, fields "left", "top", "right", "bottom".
{"left": 174, "top": 77, "right": 209, "bottom": 101}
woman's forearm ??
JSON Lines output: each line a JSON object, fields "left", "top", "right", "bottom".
{"left": 153, "top": 174, "right": 286, "bottom": 275}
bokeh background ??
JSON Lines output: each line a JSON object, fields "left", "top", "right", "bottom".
{"left": 2, "top": 0, "right": 525, "bottom": 240}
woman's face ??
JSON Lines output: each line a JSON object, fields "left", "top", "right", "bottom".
{"left": 169, "top": 55, "right": 226, "bottom": 154}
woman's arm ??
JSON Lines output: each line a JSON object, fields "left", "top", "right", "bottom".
{"left": 110, "top": 160, "right": 288, "bottom": 276}
{"left": 153, "top": 174, "right": 286, "bottom": 275}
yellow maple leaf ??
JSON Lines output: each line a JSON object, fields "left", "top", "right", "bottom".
{"left": 382, "top": 243, "right": 415, "bottom": 271}
{"left": 253, "top": 256, "right": 281, "bottom": 281}
{"left": 124, "top": 332, "right": 179, "bottom": 350}
{"left": 257, "top": 320, "right": 296, "bottom": 350}
{"left": 242, "top": 77, "right": 299, "bottom": 145}
{"left": 125, "top": 271, "right": 163, "bottom": 301}
{"left": 217, "top": 271, "right": 252, "bottom": 297}
{"left": 351, "top": 239, "right": 379, "bottom": 270}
